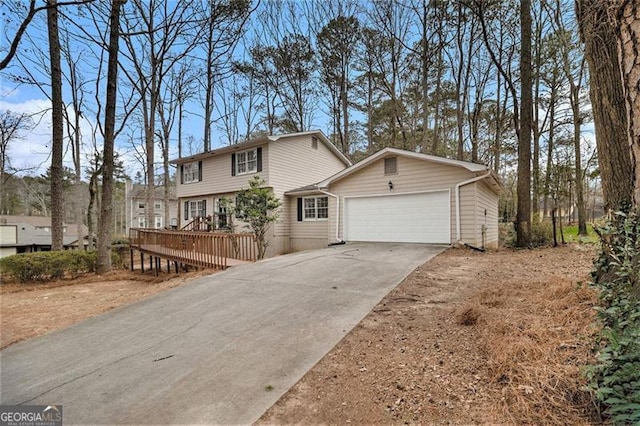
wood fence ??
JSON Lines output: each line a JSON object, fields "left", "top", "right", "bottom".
{"left": 129, "top": 228, "right": 257, "bottom": 271}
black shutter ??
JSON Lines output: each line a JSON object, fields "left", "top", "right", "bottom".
{"left": 297, "top": 198, "right": 303, "bottom": 222}
{"left": 231, "top": 153, "right": 236, "bottom": 176}
{"left": 257, "top": 147, "right": 262, "bottom": 172}
{"left": 202, "top": 200, "right": 207, "bottom": 217}
{"left": 184, "top": 201, "right": 189, "bottom": 220}
{"left": 198, "top": 161, "right": 202, "bottom": 181}
{"left": 180, "top": 165, "right": 184, "bottom": 184}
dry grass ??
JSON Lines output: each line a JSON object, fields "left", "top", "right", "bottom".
{"left": 461, "top": 276, "right": 601, "bottom": 424}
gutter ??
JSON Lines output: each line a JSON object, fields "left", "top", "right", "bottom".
{"left": 455, "top": 171, "right": 492, "bottom": 242}
{"left": 318, "top": 189, "right": 343, "bottom": 243}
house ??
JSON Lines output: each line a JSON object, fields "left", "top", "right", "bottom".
{"left": 172, "top": 131, "right": 501, "bottom": 257}
{"left": 124, "top": 181, "right": 179, "bottom": 231}
{"left": 0, "top": 215, "right": 88, "bottom": 258}
{"left": 172, "top": 131, "right": 351, "bottom": 257}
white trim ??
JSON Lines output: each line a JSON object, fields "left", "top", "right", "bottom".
{"left": 302, "top": 196, "right": 329, "bottom": 221}
{"left": 235, "top": 148, "right": 258, "bottom": 175}
{"left": 318, "top": 189, "right": 341, "bottom": 242}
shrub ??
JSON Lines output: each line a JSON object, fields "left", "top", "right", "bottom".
{"left": 530, "top": 215, "right": 553, "bottom": 247}
{"left": 587, "top": 209, "right": 640, "bottom": 425}
{"left": 0, "top": 250, "right": 97, "bottom": 283}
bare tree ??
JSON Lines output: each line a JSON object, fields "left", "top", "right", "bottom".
{"left": 517, "top": 0, "right": 533, "bottom": 247}
{"left": 96, "top": 0, "right": 125, "bottom": 274}
{"left": 0, "top": 111, "right": 33, "bottom": 213}
{"left": 46, "top": 0, "right": 64, "bottom": 251}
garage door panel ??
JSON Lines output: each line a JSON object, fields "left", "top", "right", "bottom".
{"left": 345, "top": 191, "right": 450, "bottom": 244}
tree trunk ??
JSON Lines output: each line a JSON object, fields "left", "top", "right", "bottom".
{"left": 47, "top": 0, "right": 64, "bottom": 251}
{"left": 97, "top": 0, "right": 124, "bottom": 274}
{"left": 516, "top": 0, "right": 532, "bottom": 247}
{"left": 576, "top": 0, "right": 633, "bottom": 211}
{"left": 616, "top": 0, "right": 640, "bottom": 207}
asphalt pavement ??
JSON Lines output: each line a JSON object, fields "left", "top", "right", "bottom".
{"left": 0, "top": 242, "right": 445, "bottom": 425}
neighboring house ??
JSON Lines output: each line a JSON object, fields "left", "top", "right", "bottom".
{"left": 0, "top": 215, "right": 88, "bottom": 258}
{"left": 172, "top": 130, "right": 502, "bottom": 257}
{"left": 124, "top": 181, "right": 179, "bottom": 232}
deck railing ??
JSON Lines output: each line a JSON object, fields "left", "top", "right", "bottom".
{"left": 129, "top": 228, "right": 257, "bottom": 269}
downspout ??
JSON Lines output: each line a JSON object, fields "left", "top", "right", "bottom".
{"left": 455, "top": 171, "right": 492, "bottom": 243}
{"left": 318, "top": 189, "right": 343, "bottom": 243}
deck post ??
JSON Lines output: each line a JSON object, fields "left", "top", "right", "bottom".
{"left": 130, "top": 249, "right": 134, "bottom": 271}
{"left": 140, "top": 253, "right": 144, "bottom": 273}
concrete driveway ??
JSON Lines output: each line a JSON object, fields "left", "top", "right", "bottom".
{"left": 1, "top": 243, "right": 445, "bottom": 425}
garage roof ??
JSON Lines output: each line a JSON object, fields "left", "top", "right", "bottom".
{"left": 317, "top": 147, "right": 501, "bottom": 189}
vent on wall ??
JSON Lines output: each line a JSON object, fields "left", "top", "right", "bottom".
{"left": 384, "top": 157, "right": 397, "bottom": 175}
{"left": 312, "top": 136, "right": 318, "bottom": 150}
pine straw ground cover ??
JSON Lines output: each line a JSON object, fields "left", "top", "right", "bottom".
{"left": 259, "top": 245, "right": 601, "bottom": 425}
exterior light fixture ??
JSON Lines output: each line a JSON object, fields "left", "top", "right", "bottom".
{"left": 388, "top": 181, "right": 394, "bottom": 190}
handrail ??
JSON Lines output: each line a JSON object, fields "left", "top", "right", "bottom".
{"left": 129, "top": 228, "right": 257, "bottom": 269}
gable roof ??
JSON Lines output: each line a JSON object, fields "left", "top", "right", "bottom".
{"left": 319, "top": 147, "right": 498, "bottom": 186}
{"left": 170, "top": 130, "right": 352, "bottom": 167}
{"left": 286, "top": 147, "right": 502, "bottom": 194}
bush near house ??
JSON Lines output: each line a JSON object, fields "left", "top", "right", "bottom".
{"left": 0, "top": 251, "right": 97, "bottom": 283}
{"left": 587, "top": 210, "right": 640, "bottom": 424}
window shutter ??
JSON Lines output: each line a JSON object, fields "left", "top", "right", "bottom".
{"left": 257, "top": 147, "right": 263, "bottom": 172}
{"left": 231, "top": 153, "right": 236, "bottom": 176}
{"left": 180, "top": 165, "right": 184, "bottom": 184}
{"left": 202, "top": 199, "right": 207, "bottom": 217}
{"left": 198, "top": 161, "right": 202, "bottom": 181}
{"left": 297, "top": 198, "right": 303, "bottom": 222}
{"left": 184, "top": 201, "right": 189, "bottom": 220}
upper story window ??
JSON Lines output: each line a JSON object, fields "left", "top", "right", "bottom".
{"left": 154, "top": 201, "right": 162, "bottom": 210}
{"left": 138, "top": 202, "right": 145, "bottom": 209}
{"left": 303, "top": 196, "right": 328, "bottom": 221}
{"left": 232, "top": 147, "right": 262, "bottom": 176}
{"left": 236, "top": 148, "right": 257, "bottom": 175}
{"left": 181, "top": 161, "right": 202, "bottom": 184}
{"left": 384, "top": 157, "right": 397, "bottom": 175}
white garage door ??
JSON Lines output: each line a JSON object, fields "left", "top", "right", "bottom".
{"left": 344, "top": 191, "right": 450, "bottom": 244}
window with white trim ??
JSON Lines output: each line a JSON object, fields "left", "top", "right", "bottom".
{"left": 235, "top": 148, "right": 257, "bottom": 175}
{"left": 216, "top": 199, "right": 229, "bottom": 229}
{"left": 138, "top": 216, "right": 146, "bottom": 228}
{"left": 303, "top": 196, "right": 328, "bottom": 220}
{"left": 189, "top": 200, "right": 206, "bottom": 219}
{"left": 182, "top": 161, "right": 201, "bottom": 183}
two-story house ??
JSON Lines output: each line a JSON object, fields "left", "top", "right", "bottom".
{"left": 172, "top": 131, "right": 351, "bottom": 257}
{"left": 124, "top": 181, "right": 179, "bottom": 232}
{"left": 172, "top": 130, "right": 501, "bottom": 258}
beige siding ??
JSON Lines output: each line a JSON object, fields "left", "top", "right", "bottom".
{"left": 329, "top": 156, "right": 475, "bottom": 243}
{"left": 176, "top": 144, "right": 270, "bottom": 199}
{"left": 458, "top": 184, "right": 476, "bottom": 244}
{"left": 269, "top": 135, "right": 347, "bottom": 238}
{"left": 0, "top": 225, "right": 17, "bottom": 245}
{"left": 476, "top": 181, "right": 499, "bottom": 248}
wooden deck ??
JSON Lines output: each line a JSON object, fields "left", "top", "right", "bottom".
{"left": 129, "top": 228, "right": 257, "bottom": 272}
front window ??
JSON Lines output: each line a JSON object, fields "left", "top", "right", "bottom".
{"left": 155, "top": 215, "right": 163, "bottom": 229}
{"left": 189, "top": 200, "right": 206, "bottom": 219}
{"left": 304, "top": 197, "right": 328, "bottom": 220}
{"left": 236, "top": 149, "right": 257, "bottom": 175}
{"left": 138, "top": 216, "right": 146, "bottom": 228}
{"left": 138, "top": 202, "right": 145, "bottom": 209}
{"left": 182, "top": 161, "right": 201, "bottom": 183}
{"left": 155, "top": 201, "right": 162, "bottom": 210}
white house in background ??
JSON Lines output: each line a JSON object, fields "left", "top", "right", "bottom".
{"left": 171, "top": 130, "right": 502, "bottom": 258}
{"left": 124, "top": 181, "right": 179, "bottom": 232}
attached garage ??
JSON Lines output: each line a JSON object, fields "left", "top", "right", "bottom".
{"left": 344, "top": 191, "right": 450, "bottom": 243}
{"left": 286, "top": 147, "right": 502, "bottom": 250}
